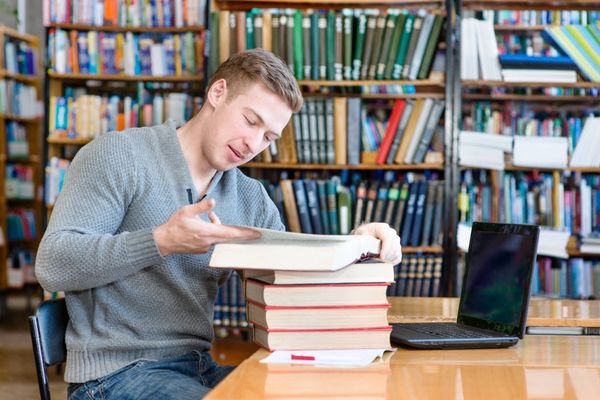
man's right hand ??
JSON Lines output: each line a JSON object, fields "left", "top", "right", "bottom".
{"left": 152, "top": 198, "right": 261, "bottom": 256}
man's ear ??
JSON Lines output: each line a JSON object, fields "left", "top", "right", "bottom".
{"left": 206, "top": 79, "right": 227, "bottom": 108}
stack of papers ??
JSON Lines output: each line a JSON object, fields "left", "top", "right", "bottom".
{"left": 260, "top": 349, "right": 390, "bottom": 367}
{"left": 459, "top": 131, "right": 512, "bottom": 170}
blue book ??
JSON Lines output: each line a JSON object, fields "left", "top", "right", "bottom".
{"left": 304, "top": 180, "right": 324, "bottom": 234}
{"left": 409, "top": 180, "right": 428, "bottom": 246}
{"left": 400, "top": 181, "right": 420, "bottom": 246}
{"left": 293, "top": 179, "right": 313, "bottom": 233}
{"left": 498, "top": 54, "right": 576, "bottom": 70}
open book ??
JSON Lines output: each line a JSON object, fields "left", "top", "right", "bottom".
{"left": 209, "top": 228, "right": 381, "bottom": 271}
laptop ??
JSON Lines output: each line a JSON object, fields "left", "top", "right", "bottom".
{"left": 391, "top": 222, "right": 540, "bottom": 349}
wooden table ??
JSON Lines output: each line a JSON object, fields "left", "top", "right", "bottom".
{"left": 206, "top": 297, "right": 600, "bottom": 399}
{"left": 206, "top": 336, "right": 600, "bottom": 399}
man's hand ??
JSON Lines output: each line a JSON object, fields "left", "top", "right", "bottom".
{"left": 352, "top": 222, "right": 402, "bottom": 265}
{"left": 153, "top": 198, "right": 261, "bottom": 256}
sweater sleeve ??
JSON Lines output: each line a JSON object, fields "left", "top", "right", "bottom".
{"left": 35, "top": 134, "right": 164, "bottom": 292}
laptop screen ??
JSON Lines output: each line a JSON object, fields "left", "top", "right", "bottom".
{"left": 457, "top": 222, "right": 540, "bottom": 338}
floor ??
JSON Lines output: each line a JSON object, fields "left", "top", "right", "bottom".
{"left": 0, "top": 293, "right": 258, "bottom": 400}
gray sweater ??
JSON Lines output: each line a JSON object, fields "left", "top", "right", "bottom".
{"left": 35, "top": 120, "right": 284, "bottom": 383}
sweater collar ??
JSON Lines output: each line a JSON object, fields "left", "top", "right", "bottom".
{"left": 158, "top": 119, "right": 224, "bottom": 203}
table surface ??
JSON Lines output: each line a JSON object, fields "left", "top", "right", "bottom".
{"left": 206, "top": 297, "right": 600, "bottom": 399}
{"left": 206, "top": 335, "right": 600, "bottom": 399}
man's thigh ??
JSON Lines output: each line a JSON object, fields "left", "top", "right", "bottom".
{"left": 69, "top": 357, "right": 212, "bottom": 400}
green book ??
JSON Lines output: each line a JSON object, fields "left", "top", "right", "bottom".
{"left": 209, "top": 12, "right": 220, "bottom": 77}
{"left": 417, "top": 15, "right": 444, "bottom": 79}
{"left": 391, "top": 14, "right": 414, "bottom": 79}
{"left": 368, "top": 14, "right": 387, "bottom": 79}
{"left": 245, "top": 11, "right": 255, "bottom": 49}
{"left": 342, "top": 10, "right": 354, "bottom": 80}
{"left": 302, "top": 11, "right": 312, "bottom": 79}
{"left": 401, "top": 14, "right": 423, "bottom": 79}
{"left": 254, "top": 11, "right": 264, "bottom": 49}
{"left": 351, "top": 12, "right": 367, "bottom": 80}
{"left": 337, "top": 186, "right": 353, "bottom": 234}
{"left": 286, "top": 11, "right": 295, "bottom": 76}
{"left": 293, "top": 10, "right": 304, "bottom": 80}
{"left": 271, "top": 10, "right": 280, "bottom": 58}
{"left": 375, "top": 12, "right": 398, "bottom": 80}
{"left": 318, "top": 13, "right": 327, "bottom": 79}
{"left": 383, "top": 13, "right": 406, "bottom": 80}
{"left": 326, "top": 10, "right": 336, "bottom": 81}
{"left": 360, "top": 13, "right": 377, "bottom": 79}
{"left": 310, "top": 11, "right": 320, "bottom": 80}
{"left": 334, "top": 12, "right": 343, "bottom": 81}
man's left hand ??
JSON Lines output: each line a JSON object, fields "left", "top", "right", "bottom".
{"left": 352, "top": 223, "right": 402, "bottom": 265}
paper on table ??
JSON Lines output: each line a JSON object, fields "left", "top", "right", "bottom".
{"left": 260, "top": 349, "right": 390, "bottom": 367}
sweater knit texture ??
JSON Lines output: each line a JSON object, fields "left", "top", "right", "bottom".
{"left": 35, "top": 120, "right": 284, "bottom": 383}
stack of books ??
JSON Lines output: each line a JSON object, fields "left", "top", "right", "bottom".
{"left": 499, "top": 54, "right": 578, "bottom": 83}
{"left": 209, "top": 229, "right": 394, "bottom": 350}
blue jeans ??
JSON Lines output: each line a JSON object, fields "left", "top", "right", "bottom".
{"left": 67, "top": 351, "right": 234, "bottom": 400}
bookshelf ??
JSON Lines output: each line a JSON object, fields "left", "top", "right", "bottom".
{"left": 456, "top": 0, "right": 600, "bottom": 298}
{"left": 42, "top": 2, "right": 209, "bottom": 298}
{"left": 0, "top": 26, "right": 44, "bottom": 291}
{"left": 207, "top": 0, "right": 457, "bottom": 334}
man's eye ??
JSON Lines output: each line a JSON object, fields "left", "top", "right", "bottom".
{"left": 244, "top": 116, "right": 256, "bottom": 126}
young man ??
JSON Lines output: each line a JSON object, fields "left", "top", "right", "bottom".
{"left": 36, "top": 49, "right": 402, "bottom": 399}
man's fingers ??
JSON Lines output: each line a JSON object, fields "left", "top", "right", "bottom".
{"left": 203, "top": 223, "right": 262, "bottom": 242}
{"left": 184, "top": 198, "right": 216, "bottom": 215}
{"left": 208, "top": 211, "right": 221, "bottom": 224}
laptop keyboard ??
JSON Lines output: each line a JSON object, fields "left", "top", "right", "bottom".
{"left": 394, "top": 323, "right": 492, "bottom": 339}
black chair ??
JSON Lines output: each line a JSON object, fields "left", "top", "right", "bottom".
{"left": 29, "top": 298, "right": 69, "bottom": 400}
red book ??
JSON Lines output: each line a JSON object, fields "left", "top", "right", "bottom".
{"left": 245, "top": 279, "right": 390, "bottom": 307}
{"left": 247, "top": 301, "right": 390, "bottom": 330}
{"left": 253, "top": 325, "right": 392, "bottom": 351}
{"left": 376, "top": 99, "right": 406, "bottom": 165}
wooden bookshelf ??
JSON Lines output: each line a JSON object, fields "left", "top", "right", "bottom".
{"left": 216, "top": 0, "right": 446, "bottom": 11}
{"left": 458, "top": 0, "right": 600, "bottom": 300}
{"left": 47, "top": 72, "right": 204, "bottom": 82}
{"left": 462, "top": 80, "right": 600, "bottom": 89}
{"left": 298, "top": 79, "right": 444, "bottom": 87}
{"left": 463, "top": 93, "right": 600, "bottom": 102}
{"left": 244, "top": 162, "right": 445, "bottom": 170}
{"left": 463, "top": 0, "right": 600, "bottom": 10}
{"left": 47, "top": 23, "right": 205, "bottom": 33}
{"left": 0, "top": 26, "right": 43, "bottom": 290}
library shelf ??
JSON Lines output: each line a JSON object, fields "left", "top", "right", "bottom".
{"left": 244, "top": 162, "right": 445, "bottom": 171}
{"left": 47, "top": 72, "right": 204, "bottom": 82}
{"left": 47, "top": 23, "right": 205, "bottom": 33}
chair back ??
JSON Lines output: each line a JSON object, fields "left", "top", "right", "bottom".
{"left": 29, "top": 298, "right": 69, "bottom": 400}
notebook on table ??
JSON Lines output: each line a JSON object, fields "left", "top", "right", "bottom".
{"left": 391, "top": 222, "right": 540, "bottom": 349}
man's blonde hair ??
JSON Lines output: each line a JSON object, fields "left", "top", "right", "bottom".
{"left": 205, "top": 49, "right": 303, "bottom": 112}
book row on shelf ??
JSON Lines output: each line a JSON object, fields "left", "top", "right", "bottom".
{"left": 254, "top": 97, "right": 444, "bottom": 166}
{"left": 459, "top": 170, "right": 600, "bottom": 236}
{"left": 48, "top": 29, "right": 204, "bottom": 76}
{"left": 461, "top": 14, "right": 600, "bottom": 83}
{"left": 48, "top": 88, "right": 202, "bottom": 139}
{"left": 44, "top": 0, "right": 207, "bottom": 28}
{"left": 5, "top": 121, "right": 30, "bottom": 157}
{"left": 0, "top": 80, "right": 43, "bottom": 118}
{"left": 5, "top": 164, "right": 35, "bottom": 200}
{"left": 3, "top": 39, "right": 39, "bottom": 76}
{"left": 257, "top": 174, "right": 444, "bottom": 248}
{"left": 486, "top": 9, "right": 600, "bottom": 26}
{"left": 6, "top": 208, "right": 37, "bottom": 242}
{"left": 211, "top": 8, "right": 445, "bottom": 82}
{"left": 532, "top": 257, "right": 600, "bottom": 299}
{"left": 5, "top": 248, "right": 36, "bottom": 289}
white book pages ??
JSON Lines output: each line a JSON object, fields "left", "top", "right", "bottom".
{"left": 476, "top": 19, "right": 502, "bottom": 81}
{"left": 460, "top": 18, "right": 479, "bottom": 80}
{"left": 459, "top": 143, "right": 505, "bottom": 170}
{"left": 460, "top": 131, "right": 513, "bottom": 152}
{"left": 513, "top": 136, "right": 568, "bottom": 169}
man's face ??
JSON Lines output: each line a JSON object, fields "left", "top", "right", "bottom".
{"left": 204, "top": 81, "right": 293, "bottom": 171}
